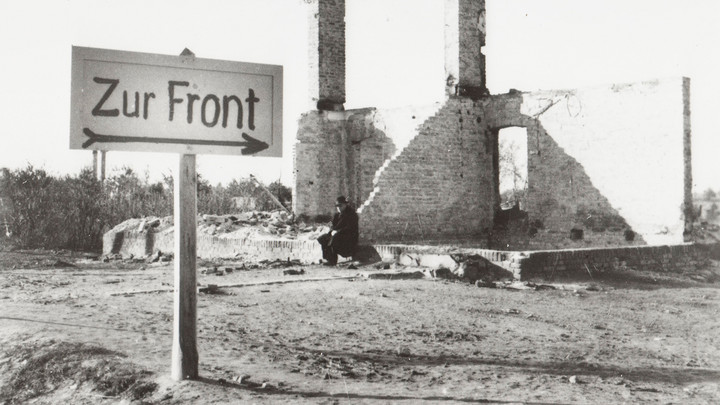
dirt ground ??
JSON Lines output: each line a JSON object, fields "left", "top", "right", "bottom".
{"left": 1, "top": 250, "right": 720, "bottom": 404}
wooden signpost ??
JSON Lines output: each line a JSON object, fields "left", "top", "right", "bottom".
{"left": 70, "top": 46, "right": 283, "bottom": 380}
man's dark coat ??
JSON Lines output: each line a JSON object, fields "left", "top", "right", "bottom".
{"left": 328, "top": 206, "right": 359, "bottom": 257}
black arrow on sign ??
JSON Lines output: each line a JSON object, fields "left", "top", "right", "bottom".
{"left": 81, "top": 128, "right": 269, "bottom": 155}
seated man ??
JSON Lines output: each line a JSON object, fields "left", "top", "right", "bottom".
{"left": 317, "top": 196, "right": 358, "bottom": 266}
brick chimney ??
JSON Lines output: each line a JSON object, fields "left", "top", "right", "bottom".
{"left": 445, "top": 0, "right": 487, "bottom": 99}
{"left": 307, "top": 0, "right": 346, "bottom": 111}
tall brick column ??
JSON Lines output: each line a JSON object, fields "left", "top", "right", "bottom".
{"left": 444, "top": 0, "right": 487, "bottom": 98}
{"left": 307, "top": 0, "right": 346, "bottom": 111}
{"left": 295, "top": 0, "right": 348, "bottom": 218}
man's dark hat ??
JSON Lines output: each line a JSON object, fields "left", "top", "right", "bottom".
{"left": 335, "top": 196, "right": 349, "bottom": 206}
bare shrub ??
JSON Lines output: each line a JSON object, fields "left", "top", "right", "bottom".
{"left": 0, "top": 165, "right": 292, "bottom": 252}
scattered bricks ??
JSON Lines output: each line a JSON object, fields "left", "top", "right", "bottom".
{"left": 52, "top": 260, "right": 76, "bottom": 268}
{"left": 475, "top": 279, "right": 496, "bottom": 288}
{"left": 202, "top": 267, "right": 221, "bottom": 275}
{"left": 199, "top": 284, "right": 220, "bottom": 294}
{"left": 430, "top": 267, "right": 455, "bottom": 279}
{"left": 367, "top": 271, "right": 424, "bottom": 280}
{"left": 146, "top": 250, "right": 162, "bottom": 263}
{"left": 450, "top": 254, "right": 514, "bottom": 283}
{"left": 570, "top": 228, "right": 583, "bottom": 240}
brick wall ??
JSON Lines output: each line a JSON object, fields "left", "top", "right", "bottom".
{"left": 514, "top": 244, "right": 710, "bottom": 280}
{"left": 299, "top": 0, "right": 691, "bottom": 250}
{"left": 458, "top": 0, "right": 486, "bottom": 91}
{"left": 296, "top": 78, "right": 690, "bottom": 248}
{"left": 294, "top": 111, "right": 348, "bottom": 217}
{"left": 294, "top": 105, "right": 443, "bottom": 220}
{"left": 370, "top": 242, "right": 713, "bottom": 282}
{"left": 359, "top": 97, "right": 494, "bottom": 243}
{"left": 293, "top": 108, "right": 397, "bottom": 218}
{"left": 483, "top": 78, "right": 691, "bottom": 249}
{"left": 346, "top": 110, "right": 397, "bottom": 208}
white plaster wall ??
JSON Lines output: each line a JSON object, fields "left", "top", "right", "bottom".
{"left": 371, "top": 104, "right": 443, "bottom": 158}
{"left": 522, "top": 77, "right": 688, "bottom": 244}
{"left": 444, "top": 0, "right": 460, "bottom": 89}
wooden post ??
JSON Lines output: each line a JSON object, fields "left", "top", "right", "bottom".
{"left": 171, "top": 154, "right": 199, "bottom": 380}
{"left": 92, "top": 150, "right": 98, "bottom": 179}
{"left": 100, "top": 151, "right": 106, "bottom": 182}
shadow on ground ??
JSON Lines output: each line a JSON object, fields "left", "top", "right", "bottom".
{"left": 288, "top": 347, "right": 720, "bottom": 386}
{"left": 196, "top": 376, "right": 567, "bottom": 404}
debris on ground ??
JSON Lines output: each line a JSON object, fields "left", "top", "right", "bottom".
{"left": 146, "top": 250, "right": 163, "bottom": 263}
{"left": 201, "top": 267, "right": 221, "bottom": 275}
{"left": 367, "top": 271, "right": 424, "bottom": 280}
{"left": 102, "top": 250, "right": 173, "bottom": 265}
{"left": 471, "top": 280, "right": 559, "bottom": 291}
{"left": 449, "top": 254, "right": 514, "bottom": 284}
{"left": 428, "top": 267, "right": 454, "bottom": 279}
{"left": 586, "top": 283, "right": 602, "bottom": 291}
{"left": 199, "top": 284, "right": 221, "bottom": 294}
{"left": 474, "top": 279, "right": 496, "bottom": 288}
{"left": 82, "top": 252, "right": 100, "bottom": 260}
{"left": 106, "top": 211, "right": 331, "bottom": 241}
{"left": 524, "top": 282, "right": 557, "bottom": 290}
{"left": 261, "top": 259, "right": 303, "bottom": 268}
{"left": 51, "top": 260, "right": 75, "bottom": 268}
{"left": 499, "top": 281, "right": 543, "bottom": 291}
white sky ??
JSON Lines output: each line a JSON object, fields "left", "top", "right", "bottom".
{"left": 0, "top": 0, "right": 718, "bottom": 191}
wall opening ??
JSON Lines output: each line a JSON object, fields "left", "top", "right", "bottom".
{"left": 497, "top": 127, "right": 528, "bottom": 211}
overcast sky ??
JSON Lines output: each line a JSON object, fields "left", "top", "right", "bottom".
{"left": 1, "top": 0, "right": 717, "bottom": 191}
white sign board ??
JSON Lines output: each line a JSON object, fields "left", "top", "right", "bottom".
{"left": 70, "top": 46, "right": 282, "bottom": 157}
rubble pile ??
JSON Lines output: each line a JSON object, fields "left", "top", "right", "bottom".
{"left": 106, "top": 210, "right": 331, "bottom": 241}
{"left": 694, "top": 221, "right": 720, "bottom": 244}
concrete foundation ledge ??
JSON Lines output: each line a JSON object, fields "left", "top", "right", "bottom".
{"left": 369, "top": 243, "right": 716, "bottom": 281}
{"left": 103, "top": 230, "right": 716, "bottom": 282}
{"left": 103, "top": 230, "right": 325, "bottom": 264}
{"left": 515, "top": 243, "right": 715, "bottom": 280}
{"left": 103, "top": 231, "right": 511, "bottom": 267}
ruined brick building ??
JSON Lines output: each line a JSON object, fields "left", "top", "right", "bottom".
{"left": 294, "top": 0, "right": 692, "bottom": 250}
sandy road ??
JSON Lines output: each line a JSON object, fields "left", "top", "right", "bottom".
{"left": 1, "top": 257, "right": 720, "bottom": 404}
